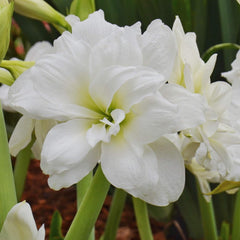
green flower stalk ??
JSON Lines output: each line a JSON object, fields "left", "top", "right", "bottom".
{"left": 14, "top": 0, "right": 71, "bottom": 32}
{"left": 0, "top": 0, "right": 14, "bottom": 62}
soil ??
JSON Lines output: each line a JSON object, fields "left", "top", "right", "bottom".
{"left": 21, "top": 159, "right": 186, "bottom": 240}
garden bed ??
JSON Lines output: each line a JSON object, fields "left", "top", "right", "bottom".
{"left": 21, "top": 159, "right": 185, "bottom": 240}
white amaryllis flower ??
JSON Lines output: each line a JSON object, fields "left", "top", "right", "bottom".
{"left": 9, "top": 11, "right": 206, "bottom": 206}
{"left": 0, "top": 201, "right": 45, "bottom": 240}
{"left": 7, "top": 41, "right": 56, "bottom": 158}
{"left": 166, "top": 17, "right": 240, "bottom": 196}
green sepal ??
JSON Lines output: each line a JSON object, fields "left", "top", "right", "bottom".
{"left": 49, "top": 210, "right": 64, "bottom": 240}
{"left": 207, "top": 181, "right": 240, "bottom": 195}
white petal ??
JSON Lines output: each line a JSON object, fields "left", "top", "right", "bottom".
{"left": 172, "top": 16, "right": 185, "bottom": 44}
{"left": 141, "top": 19, "right": 177, "bottom": 79}
{"left": 101, "top": 136, "right": 159, "bottom": 202}
{"left": 206, "top": 81, "right": 232, "bottom": 115}
{"left": 35, "top": 225, "right": 45, "bottom": 240}
{"left": 9, "top": 116, "right": 35, "bottom": 157}
{"left": 111, "top": 67, "right": 165, "bottom": 112}
{"left": 181, "top": 33, "right": 201, "bottom": 73}
{"left": 65, "top": 14, "right": 80, "bottom": 26}
{"left": 71, "top": 10, "right": 118, "bottom": 47}
{"left": 123, "top": 94, "right": 179, "bottom": 146}
{"left": 197, "top": 54, "right": 217, "bottom": 92}
{"left": 47, "top": 144, "right": 100, "bottom": 190}
{"left": 90, "top": 26, "right": 142, "bottom": 75}
{"left": 86, "top": 123, "right": 107, "bottom": 147}
{"left": 0, "top": 84, "right": 15, "bottom": 112}
{"left": 90, "top": 66, "right": 164, "bottom": 113}
{"left": 0, "top": 202, "right": 44, "bottom": 240}
{"left": 34, "top": 45, "right": 100, "bottom": 116}
{"left": 148, "top": 137, "right": 185, "bottom": 205}
{"left": 10, "top": 43, "right": 102, "bottom": 120}
{"left": 25, "top": 41, "right": 54, "bottom": 61}
{"left": 9, "top": 70, "right": 82, "bottom": 121}
{"left": 41, "top": 119, "right": 95, "bottom": 177}
{"left": 101, "top": 136, "right": 185, "bottom": 206}
{"left": 31, "top": 119, "right": 57, "bottom": 159}
{"left": 183, "top": 64, "right": 194, "bottom": 92}
{"left": 159, "top": 83, "right": 206, "bottom": 129}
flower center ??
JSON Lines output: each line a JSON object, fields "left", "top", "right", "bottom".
{"left": 100, "top": 109, "right": 125, "bottom": 137}
{"left": 86, "top": 109, "right": 125, "bottom": 147}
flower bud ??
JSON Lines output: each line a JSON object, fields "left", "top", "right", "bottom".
{"left": 0, "top": 67, "right": 14, "bottom": 85}
{"left": 0, "top": 60, "right": 34, "bottom": 80}
{"left": 70, "top": 0, "right": 95, "bottom": 20}
{"left": 0, "top": 0, "right": 14, "bottom": 61}
{"left": 14, "top": 0, "right": 71, "bottom": 31}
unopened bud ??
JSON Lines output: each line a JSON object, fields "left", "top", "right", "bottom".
{"left": 0, "top": 0, "right": 14, "bottom": 61}
{"left": 0, "top": 60, "right": 34, "bottom": 80}
{"left": 70, "top": 0, "right": 95, "bottom": 20}
{"left": 0, "top": 67, "right": 14, "bottom": 85}
{"left": 14, "top": 0, "right": 71, "bottom": 32}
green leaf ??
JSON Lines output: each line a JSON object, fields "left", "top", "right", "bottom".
{"left": 14, "top": 13, "right": 59, "bottom": 44}
{"left": 220, "top": 221, "right": 230, "bottom": 240}
{"left": 191, "top": 0, "right": 207, "bottom": 53}
{"left": 217, "top": 0, "right": 240, "bottom": 69}
{"left": 172, "top": 0, "right": 192, "bottom": 32}
{"left": 49, "top": 211, "right": 64, "bottom": 240}
{"left": 177, "top": 186, "right": 203, "bottom": 239}
{"left": 0, "top": 102, "right": 17, "bottom": 230}
{"left": 232, "top": 190, "right": 240, "bottom": 240}
{"left": 51, "top": 0, "right": 73, "bottom": 15}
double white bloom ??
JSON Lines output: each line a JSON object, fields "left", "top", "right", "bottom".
{"left": 0, "top": 202, "right": 45, "bottom": 240}
{"left": 169, "top": 17, "right": 240, "bottom": 195}
{"left": 9, "top": 11, "right": 206, "bottom": 206}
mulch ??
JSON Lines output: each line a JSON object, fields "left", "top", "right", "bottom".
{"left": 21, "top": 159, "right": 187, "bottom": 240}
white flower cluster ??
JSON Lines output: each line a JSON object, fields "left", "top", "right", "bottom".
{"left": 168, "top": 18, "right": 240, "bottom": 197}
{"left": 2, "top": 10, "right": 240, "bottom": 206}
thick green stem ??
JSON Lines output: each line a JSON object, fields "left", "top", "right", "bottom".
{"left": 197, "top": 183, "right": 218, "bottom": 240}
{"left": 65, "top": 165, "right": 110, "bottom": 240}
{"left": 76, "top": 171, "right": 94, "bottom": 240}
{"left": 201, "top": 43, "right": 240, "bottom": 62}
{"left": 0, "top": 103, "right": 17, "bottom": 230}
{"left": 101, "top": 188, "right": 127, "bottom": 240}
{"left": 231, "top": 190, "right": 240, "bottom": 240}
{"left": 13, "top": 141, "right": 33, "bottom": 201}
{"left": 132, "top": 197, "right": 153, "bottom": 240}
